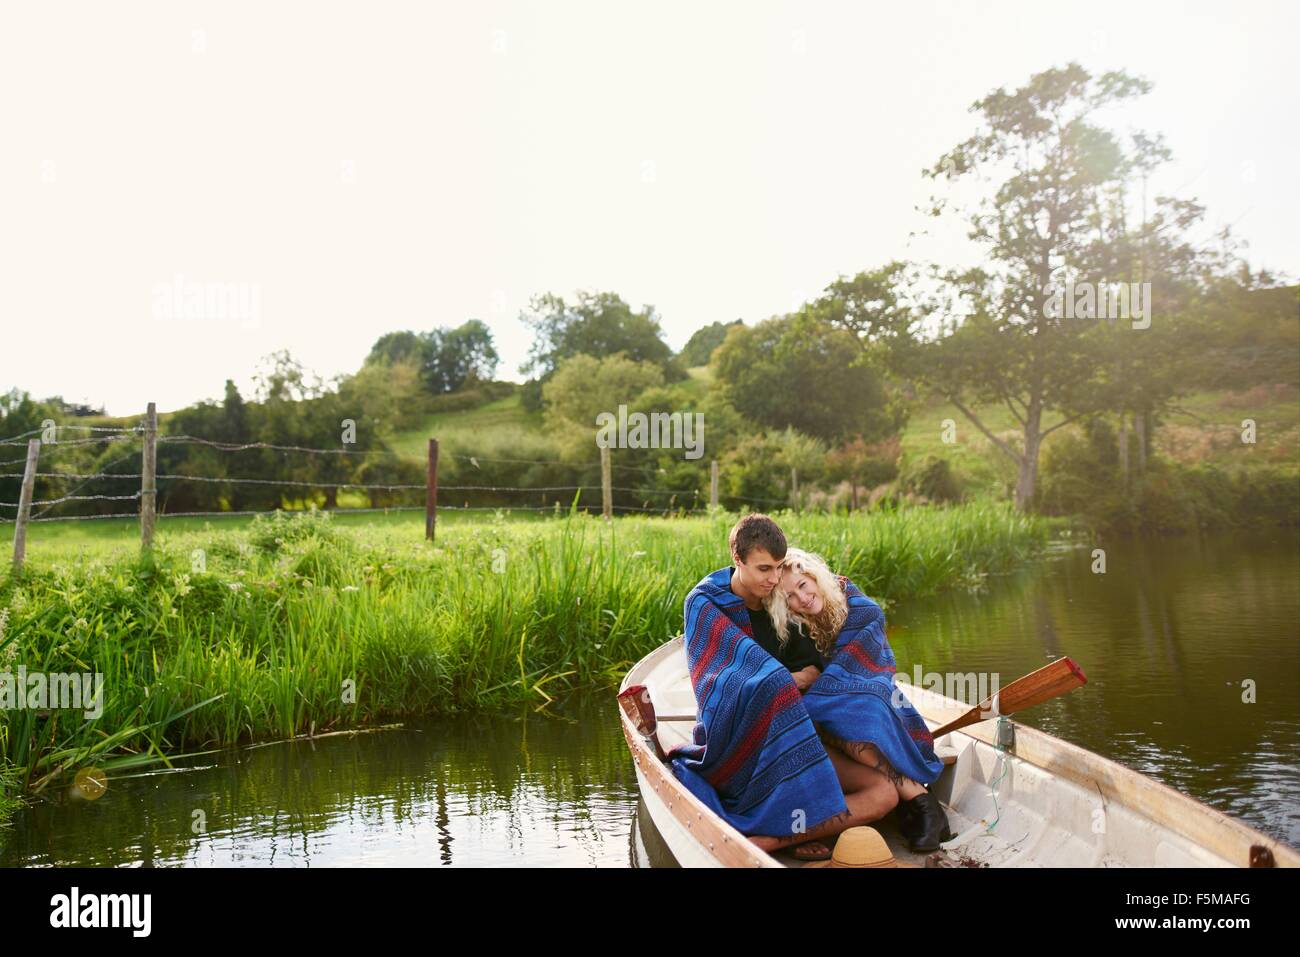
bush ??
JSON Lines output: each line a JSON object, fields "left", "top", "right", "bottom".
{"left": 1037, "top": 420, "right": 1300, "bottom": 533}
{"left": 827, "top": 436, "right": 901, "bottom": 490}
{"left": 721, "top": 434, "right": 791, "bottom": 506}
{"left": 425, "top": 381, "right": 517, "bottom": 415}
{"left": 897, "top": 454, "right": 962, "bottom": 503}
{"left": 247, "top": 508, "right": 341, "bottom": 554}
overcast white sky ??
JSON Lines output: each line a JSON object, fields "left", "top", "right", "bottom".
{"left": 1, "top": 0, "right": 1295, "bottom": 417}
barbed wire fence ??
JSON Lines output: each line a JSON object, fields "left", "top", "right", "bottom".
{"left": 2, "top": 405, "right": 793, "bottom": 569}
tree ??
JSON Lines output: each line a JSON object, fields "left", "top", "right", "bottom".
{"left": 541, "top": 353, "right": 664, "bottom": 457}
{"left": 338, "top": 359, "right": 427, "bottom": 434}
{"left": 249, "top": 351, "right": 358, "bottom": 510}
{"left": 710, "top": 311, "right": 900, "bottom": 443}
{"left": 220, "top": 379, "right": 250, "bottom": 445}
{"left": 423, "top": 319, "right": 499, "bottom": 393}
{"left": 0, "top": 390, "right": 60, "bottom": 516}
{"left": 679, "top": 319, "right": 744, "bottom": 367}
{"left": 0, "top": 389, "right": 56, "bottom": 438}
{"left": 909, "top": 63, "right": 1229, "bottom": 509}
{"left": 772, "top": 427, "right": 828, "bottom": 507}
{"left": 366, "top": 321, "right": 499, "bottom": 394}
{"left": 366, "top": 331, "right": 428, "bottom": 367}
{"left": 520, "top": 290, "right": 681, "bottom": 383}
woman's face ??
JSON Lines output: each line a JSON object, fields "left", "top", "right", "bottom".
{"left": 780, "top": 566, "right": 823, "bottom": 617}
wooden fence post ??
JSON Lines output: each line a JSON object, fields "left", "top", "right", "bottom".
{"left": 790, "top": 466, "right": 799, "bottom": 511}
{"left": 710, "top": 459, "right": 719, "bottom": 510}
{"left": 11, "top": 439, "right": 40, "bottom": 571}
{"left": 140, "top": 402, "right": 157, "bottom": 550}
{"left": 426, "top": 438, "right": 439, "bottom": 541}
{"left": 601, "top": 445, "right": 612, "bottom": 520}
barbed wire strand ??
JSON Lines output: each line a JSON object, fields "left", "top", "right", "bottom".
{"left": 0, "top": 471, "right": 711, "bottom": 499}
{"left": 158, "top": 436, "right": 413, "bottom": 457}
{"left": 0, "top": 492, "right": 143, "bottom": 509}
{"left": 30, "top": 448, "right": 146, "bottom": 521}
{"left": 0, "top": 425, "right": 142, "bottom": 445}
{"left": 0, "top": 427, "right": 45, "bottom": 446}
{"left": 0, "top": 502, "right": 713, "bottom": 524}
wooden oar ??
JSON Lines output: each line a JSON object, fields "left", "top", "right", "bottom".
{"left": 927, "top": 657, "right": 1088, "bottom": 739}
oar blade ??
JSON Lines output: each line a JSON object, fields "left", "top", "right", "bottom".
{"left": 928, "top": 657, "right": 1087, "bottom": 739}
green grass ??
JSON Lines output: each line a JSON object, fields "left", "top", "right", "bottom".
{"left": 0, "top": 508, "right": 553, "bottom": 562}
{"left": 0, "top": 503, "right": 1048, "bottom": 812}
{"left": 388, "top": 393, "right": 544, "bottom": 458}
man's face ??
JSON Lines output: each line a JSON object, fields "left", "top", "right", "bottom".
{"left": 733, "top": 546, "right": 783, "bottom": 598}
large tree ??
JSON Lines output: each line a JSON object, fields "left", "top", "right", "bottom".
{"left": 910, "top": 64, "right": 1225, "bottom": 508}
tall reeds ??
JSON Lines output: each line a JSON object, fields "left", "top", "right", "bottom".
{"left": 0, "top": 503, "right": 1046, "bottom": 804}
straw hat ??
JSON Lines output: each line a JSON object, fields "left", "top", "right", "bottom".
{"left": 804, "top": 826, "right": 918, "bottom": 868}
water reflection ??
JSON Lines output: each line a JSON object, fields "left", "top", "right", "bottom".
{"left": 2, "top": 694, "right": 640, "bottom": 867}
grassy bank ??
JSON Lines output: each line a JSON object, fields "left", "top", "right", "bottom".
{"left": 0, "top": 503, "right": 1047, "bottom": 827}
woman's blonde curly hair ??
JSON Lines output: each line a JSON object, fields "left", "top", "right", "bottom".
{"left": 766, "top": 547, "right": 847, "bottom": 658}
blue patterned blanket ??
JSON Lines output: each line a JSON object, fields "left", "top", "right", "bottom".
{"left": 802, "top": 576, "right": 943, "bottom": 785}
{"left": 668, "top": 567, "right": 847, "bottom": 837}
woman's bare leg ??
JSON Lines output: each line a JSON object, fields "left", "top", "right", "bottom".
{"left": 748, "top": 746, "right": 900, "bottom": 853}
{"left": 820, "top": 731, "right": 926, "bottom": 801}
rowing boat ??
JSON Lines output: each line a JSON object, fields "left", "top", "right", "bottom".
{"left": 618, "top": 636, "right": 1299, "bottom": 868}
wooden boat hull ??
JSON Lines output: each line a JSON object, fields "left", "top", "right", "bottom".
{"left": 619, "top": 637, "right": 1299, "bottom": 868}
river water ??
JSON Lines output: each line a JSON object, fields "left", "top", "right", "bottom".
{"left": 3, "top": 531, "right": 1296, "bottom": 866}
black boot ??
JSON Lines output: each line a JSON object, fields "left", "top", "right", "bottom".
{"left": 898, "top": 790, "right": 953, "bottom": 853}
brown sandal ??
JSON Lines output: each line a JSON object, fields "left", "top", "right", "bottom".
{"left": 789, "top": 840, "right": 832, "bottom": 862}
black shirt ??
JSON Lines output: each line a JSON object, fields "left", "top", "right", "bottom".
{"left": 745, "top": 606, "right": 826, "bottom": 673}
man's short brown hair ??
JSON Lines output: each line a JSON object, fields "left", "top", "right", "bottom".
{"left": 729, "top": 513, "right": 787, "bottom": 563}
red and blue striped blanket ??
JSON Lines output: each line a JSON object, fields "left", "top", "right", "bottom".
{"left": 668, "top": 567, "right": 848, "bottom": 837}
{"left": 802, "top": 576, "right": 943, "bottom": 785}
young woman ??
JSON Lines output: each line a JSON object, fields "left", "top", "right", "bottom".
{"left": 767, "top": 547, "right": 954, "bottom": 853}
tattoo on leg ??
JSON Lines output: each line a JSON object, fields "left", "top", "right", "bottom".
{"left": 839, "top": 739, "right": 907, "bottom": 789}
